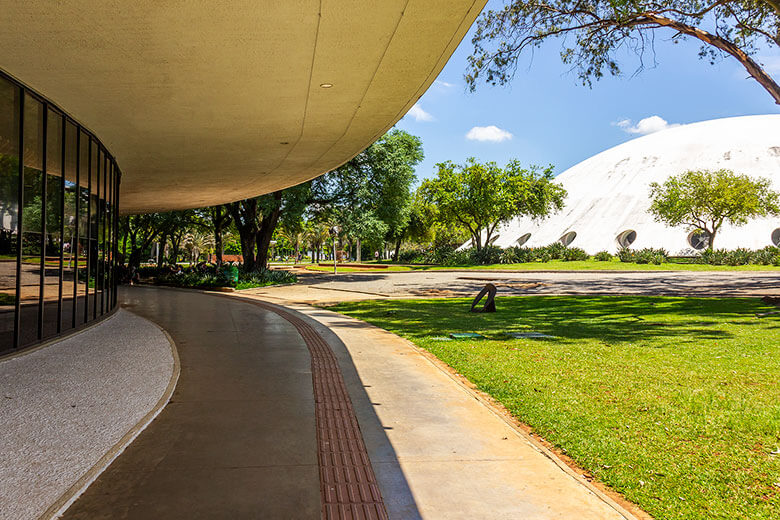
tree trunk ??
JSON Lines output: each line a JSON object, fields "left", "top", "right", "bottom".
{"left": 356, "top": 237, "right": 362, "bottom": 262}
{"left": 255, "top": 192, "right": 283, "bottom": 270}
{"left": 170, "top": 235, "right": 182, "bottom": 265}
{"left": 157, "top": 232, "right": 167, "bottom": 268}
{"left": 393, "top": 238, "right": 402, "bottom": 262}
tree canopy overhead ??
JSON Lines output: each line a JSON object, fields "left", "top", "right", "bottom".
{"left": 420, "top": 158, "right": 566, "bottom": 251}
{"left": 467, "top": 0, "right": 780, "bottom": 104}
{"left": 649, "top": 168, "right": 780, "bottom": 248}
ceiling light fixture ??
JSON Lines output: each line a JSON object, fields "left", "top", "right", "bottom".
{"left": 319, "top": 83, "right": 333, "bottom": 88}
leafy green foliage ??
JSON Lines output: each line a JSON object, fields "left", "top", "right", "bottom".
{"left": 618, "top": 247, "right": 669, "bottom": 264}
{"left": 153, "top": 265, "right": 296, "bottom": 289}
{"left": 594, "top": 250, "right": 613, "bottom": 261}
{"left": 649, "top": 169, "right": 780, "bottom": 248}
{"left": 312, "top": 129, "right": 423, "bottom": 256}
{"left": 699, "top": 246, "right": 780, "bottom": 265}
{"left": 420, "top": 158, "right": 565, "bottom": 251}
{"left": 467, "top": 0, "right": 780, "bottom": 104}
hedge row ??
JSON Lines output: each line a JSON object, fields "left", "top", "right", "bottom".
{"left": 397, "top": 244, "right": 780, "bottom": 266}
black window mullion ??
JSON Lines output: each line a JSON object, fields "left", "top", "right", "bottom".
{"left": 113, "top": 169, "right": 120, "bottom": 308}
{"left": 57, "top": 113, "right": 65, "bottom": 333}
{"left": 72, "top": 131, "right": 80, "bottom": 328}
{"left": 84, "top": 139, "right": 91, "bottom": 324}
{"left": 93, "top": 147, "right": 100, "bottom": 320}
{"left": 100, "top": 151, "right": 106, "bottom": 315}
{"left": 106, "top": 161, "right": 113, "bottom": 311}
{"left": 37, "top": 104, "right": 48, "bottom": 340}
{"left": 12, "top": 88, "right": 24, "bottom": 349}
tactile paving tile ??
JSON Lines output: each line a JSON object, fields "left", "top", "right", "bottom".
{"left": 244, "top": 300, "right": 389, "bottom": 520}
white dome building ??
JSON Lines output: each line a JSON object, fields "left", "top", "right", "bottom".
{"left": 493, "top": 114, "right": 780, "bottom": 254}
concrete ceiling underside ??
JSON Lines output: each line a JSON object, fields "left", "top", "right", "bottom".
{"left": 0, "top": 0, "right": 485, "bottom": 213}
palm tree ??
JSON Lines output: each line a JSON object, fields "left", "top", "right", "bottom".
{"left": 306, "top": 222, "right": 330, "bottom": 263}
{"left": 182, "top": 230, "right": 215, "bottom": 264}
{"left": 277, "top": 226, "right": 307, "bottom": 264}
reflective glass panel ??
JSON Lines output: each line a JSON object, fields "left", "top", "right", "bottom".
{"left": 0, "top": 79, "right": 19, "bottom": 349}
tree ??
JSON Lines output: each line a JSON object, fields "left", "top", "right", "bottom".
{"left": 204, "top": 205, "right": 231, "bottom": 265}
{"left": 227, "top": 183, "right": 311, "bottom": 271}
{"left": 420, "top": 158, "right": 566, "bottom": 251}
{"left": 466, "top": 0, "right": 780, "bottom": 104}
{"left": 122, "top": 213, "right": 166, "bottom": 269}
{"left": 649, "top": 169, "right": 780, "bottom": 248}
{"left": 311, "top": 129, "right": 423, "bottom": 260}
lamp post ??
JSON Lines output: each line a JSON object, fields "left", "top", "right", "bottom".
{"left": 329, "top": 226, "right": 339, "bottom": 275}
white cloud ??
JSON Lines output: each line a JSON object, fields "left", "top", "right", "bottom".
{"left": 465, "top": 125, "right": 513, "bottom": 142}
{"left": 613, "top": 115, "right": 680, "bottom": 135}
{"left": 434, "top": 80, "right": 455, "bottom": 88}
{"left": 407, "top": 103, "right": 434, "bottom": 122}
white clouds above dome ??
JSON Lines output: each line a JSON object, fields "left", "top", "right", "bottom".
{"left": 466, "top": 125, "right": 513, "bottom": 142}
{"left": 614, "top": 115, "right": 680, "bottom": 135}
{"left": 490, "top": 115, "right": 780, "bottom": 254}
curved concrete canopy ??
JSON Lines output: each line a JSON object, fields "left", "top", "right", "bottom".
{"left": 0, "top": 1, "right": 485, "bottom": 213}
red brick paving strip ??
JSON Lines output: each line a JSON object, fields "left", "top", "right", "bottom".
{"left": 243, "top": 299, "right": 389, "bottom": 520}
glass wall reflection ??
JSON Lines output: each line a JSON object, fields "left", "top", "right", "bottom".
{"left": 0, "top": 74, "right": 120, "bottom": 351}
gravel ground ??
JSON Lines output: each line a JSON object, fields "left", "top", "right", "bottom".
{"left": 0, "top": 309, "right": 175, "bottom": 520}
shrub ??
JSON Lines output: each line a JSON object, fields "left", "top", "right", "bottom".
{"left": 619, "top": 248, "right": 668, "bottom": 264}
{"left": 154, "top": 265, "right": 296, "bottom": 289}
{"left": 727, "top": 248, "right": 753, "bottom": 266}
{"left": 469, "top": 245, "right": 502, "bottom": 265}
{"left": 617, "top": 248, "right": 635, "bottom": 263}
{"left": 699, "top": 248, "right": 728, "bottom": 265}
{"left": 752, "top": 246, "right": 780, "bottom": 265}
{"left": 697, "top": 246, "right": 780, "bottom": 266}
{"left": 594, "top": 251, "right": 612, "bottom": 261}
{"left": 544, "top": 242, "right": 567, "bottom": 260}
{"left": 537, "top": 250, "right": 552, "bottom": 263}
{"left": 499, "top": 248, "right": 517, "bottom": 264}
{"left": 442, "top": 248, "right": 472, "bottom": 266}
{"left": 398, "top": 248, "right": 426, "bottom": 264}
{"left": 563, "top": 247, "right": 589, "bottom": 261}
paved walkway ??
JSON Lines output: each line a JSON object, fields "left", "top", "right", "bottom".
{"left": 62, "top": 286, "right": 324, "bottom": 519}
{"left": 0, "top": 310, "right": 174, "bottom": 520}
{"left": 59, "top": 285, "right": 639, "bottom": 519}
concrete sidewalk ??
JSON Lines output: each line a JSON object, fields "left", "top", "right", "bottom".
{"left": 0, "top": 310, "right": 175, "bottom": 520}
{"left": 61, "top": 286, "right": 323, "bottom": 519}
{"left": 236, "top": 291, "right": 640, "bottom": 519}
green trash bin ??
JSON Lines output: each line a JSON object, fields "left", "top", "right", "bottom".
{"left": 219, "top": 265, "right": 239, "bottom": 286}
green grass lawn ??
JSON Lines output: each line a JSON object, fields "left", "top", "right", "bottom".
{"left": 305, "top": 259, "right": 780, "bottom": 272}
{"left": 330, "top": 296, "right": 780, "bottom": 520}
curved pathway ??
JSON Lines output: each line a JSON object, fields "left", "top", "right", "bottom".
{"left": 62, "top": 286, "right": 353, "bottom": 519}
{"left": 61, "top": 285, "right": 638, "bottom": 520}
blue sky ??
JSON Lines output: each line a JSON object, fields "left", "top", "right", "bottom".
{"left": 395, "top": 0, "right": 780, "bottom": 184}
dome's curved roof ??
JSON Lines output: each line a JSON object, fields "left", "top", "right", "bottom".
{"left": 495, "top": 114, "right": 780, "bottom": 254}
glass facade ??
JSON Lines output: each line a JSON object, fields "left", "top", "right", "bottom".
{"left": 0, "top": 72, "right": 120, "bottom": 352}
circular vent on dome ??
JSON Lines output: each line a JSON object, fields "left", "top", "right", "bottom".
{"left": 558, "top": 231, "right": 577, "bottom": 247}
{"left": 772, "top": 228, "right": 780, "bottom": 246}
{"left": 688, "top": 230, "right": 710, "bottom": 250}
{"left": 516, "top": 233, "right": 531, "bottom": 246}
{"left": 616, "top": 229, "right": 637, "bottom": 248}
